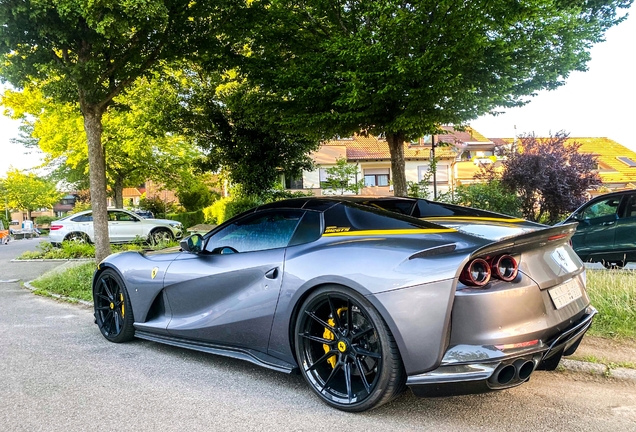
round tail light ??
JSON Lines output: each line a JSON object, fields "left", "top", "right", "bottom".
{"left": 459, "top": 258, "right": 491, "bottom": 287}
{"left": 492, "top": 255, "right": 518, "bottom": 282}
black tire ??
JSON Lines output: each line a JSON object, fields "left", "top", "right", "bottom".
{"left": 93, "top": 268, "right": 135, "bottom": 343}
{"left": 602, "top": 260, "right": 625, "bottom": 269}
{"left": 66, "top": 232, "right": 90, "bottom": 244}
{"left": 149, "top": 228, "right": 173, "bottom": 245}
{"left": 294, "top": 286, "right": 405, "bottom": 412}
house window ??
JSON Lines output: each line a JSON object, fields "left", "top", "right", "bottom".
{"left": 364, "top": 168, "right": 390, "bottom": 187}
{"left": 319, "top": 168, "right": 331, "bottom": 188}
{"left": 285, "top": 175, "right": 304, "bottom": 189}
{"left": 418, "top": 164, "right": 448, "bottom": 183}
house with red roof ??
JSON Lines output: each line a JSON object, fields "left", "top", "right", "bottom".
{"left": 287, "top": 128, "right": 636, "bottom": 197}
{"left": 285, "top": 126, "right": 497, "bottom": 197}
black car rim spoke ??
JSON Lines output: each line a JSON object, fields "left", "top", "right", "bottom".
{"left": 299, "top": 332, "right": 335, "bottom": 345}
{"left": 299, "top": 293, "right": 382, "bottom": 405}
{"left": 354, "top": 357, "right": 372, "bottom": 393}
{"left": 305, "top": 351, "right": 336, "bottom": 372}
{"left": 304, "top": 310, "right": 337, "bottom": 334}
{"left": 327, "top": 296, "right": 342, "bottom": 330}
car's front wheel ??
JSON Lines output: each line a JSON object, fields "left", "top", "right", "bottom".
{"left": 149, "top": 228, "right": 173, "bottom": 245}
{"left": 294, "top": 286, "right": 405, "bottom": 412}
{"left": 93, "top": 268, "right": 135, "bottom": 343}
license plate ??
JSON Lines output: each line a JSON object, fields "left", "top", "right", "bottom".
{"left": 548, "top": 279, "right": 583, "bottom": 310}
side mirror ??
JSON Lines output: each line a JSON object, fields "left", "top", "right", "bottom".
{"left": 180, "top": 234, "right": 204, "bottom": 253}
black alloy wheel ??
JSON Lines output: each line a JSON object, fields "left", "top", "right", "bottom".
{"left": 93, "top": 269, "right": 135, "bottom": 343}
{"left": 294, "top": 286, "right": 405, "bottom": 412}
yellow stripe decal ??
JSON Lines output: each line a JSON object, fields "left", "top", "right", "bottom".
{"left": 423, "top": 216, "right": 525, "bottom": 223}
{"left": 323, "top": 228, "right": 456, "bottom": 237}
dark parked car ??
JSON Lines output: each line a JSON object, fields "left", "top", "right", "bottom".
{"left": 93, "top": 197, "right": 594, "bottom": 411}
{"left": 560, "top": 190, "right": 636, "bottom": 268}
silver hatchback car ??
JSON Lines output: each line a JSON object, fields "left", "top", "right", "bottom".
{"left": 49, "top": 209, "right": 183, "bottom": 245}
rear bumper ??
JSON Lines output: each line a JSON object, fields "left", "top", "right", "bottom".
{"left": 407, "top": 305, "right": 597, "bottom": 397}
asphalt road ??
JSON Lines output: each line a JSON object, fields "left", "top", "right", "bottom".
{"left": 1, "top": 241, "right": 635, "bottom": 431}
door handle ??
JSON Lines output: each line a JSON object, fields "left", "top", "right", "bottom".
{"left": 601, "top": 221, "right": 616, "bottom": 226}
{"left": 265, "top": 268, "right": 279, "bottom": 279}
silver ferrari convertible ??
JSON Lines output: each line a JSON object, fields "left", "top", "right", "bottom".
{"left": 93, "top": 197, "right": 595, "bottom": 411}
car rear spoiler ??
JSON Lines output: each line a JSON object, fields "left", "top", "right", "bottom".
{"left": 469, "top": 222, "right": 578, "bottom": 259}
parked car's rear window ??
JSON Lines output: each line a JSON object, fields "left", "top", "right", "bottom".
{"left": 72, "top": 213, "right": 93, "bottom": 222}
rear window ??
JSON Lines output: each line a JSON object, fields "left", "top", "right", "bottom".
{"left": 72, "top": 213, "right": 93, "bottom": 222}
{"left": 323, "top": 202, "right": 443, "bottom": 234}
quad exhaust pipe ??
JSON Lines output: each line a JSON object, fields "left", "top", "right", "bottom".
{"left": 489, "top": 359, "right": 536, "bottom": 386}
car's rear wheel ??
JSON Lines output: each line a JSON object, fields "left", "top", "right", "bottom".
{"left": 93, "top": 269, "right": 135, "bottom": 343}
{"left": 294, "top": 286, "right": 405, "bottom": 412}
{"left": 66, "top": 232, "right": 90, "bottom": 244}
{"left": 602, "top": 260, "right": 625, "bottom": 269}
{"left": 150, "top": 228, "right": 173, "bottom": 245}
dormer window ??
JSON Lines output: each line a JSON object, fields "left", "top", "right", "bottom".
{"left": 617, "top": 156, "right": 636, "bottom": 167}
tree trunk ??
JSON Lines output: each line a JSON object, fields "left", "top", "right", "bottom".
{"left": 386, "top": 133, "right": 407, "bottom": 197}
{"left": 82, "top": 105, "right": 111, "bottom": 262}
{"left": 114, "top": 176, "right": 124, "bottom": 209}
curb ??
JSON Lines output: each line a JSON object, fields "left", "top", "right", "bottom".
{"left": 560, "top": 359, "right": 636, "bottom": 381}
{"left": 23, "top": 279, "right": 93, "bottom": 307}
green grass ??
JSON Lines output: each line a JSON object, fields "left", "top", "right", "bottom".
{"left": 574, "top": 355, "right": 636, "bottom": 370}
{"left": 30, "top": 261, "right": 96, "bottom": 302}
{"left": 586, "top": 269, "right": 636, "bottom": 339}
{"left": 17, "top": 240, "right": 179, "bottom": 260}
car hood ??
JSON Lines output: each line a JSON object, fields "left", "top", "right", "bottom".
{"left": 420, "top": 217, "right": 546, "bottom": 241}
{"left": 142, "top": 218, "right": 180, "bottom": 226}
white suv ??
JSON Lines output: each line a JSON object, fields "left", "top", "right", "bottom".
{"left": 49, "top": 209, "right": 183, "bottom": 246}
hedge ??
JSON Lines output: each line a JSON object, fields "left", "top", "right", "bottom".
{"left": 165, "top": 210, "right": 205, "bottom": 229}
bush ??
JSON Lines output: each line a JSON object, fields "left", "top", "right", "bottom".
{"left": 34, "top": 215, "right": 57, "bottom": 227}
{"left": 443, "top": 180, "right": 523, "bottom": 217}
{"left": 165, "top": 210, "right": 205, "bottom": 229}
{"left": 203, "top": 196, "right": 263, "bottom": 225}
{"left": 203, "top": 198, "right": 228, "bottom": 225}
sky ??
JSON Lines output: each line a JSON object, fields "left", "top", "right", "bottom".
{"left": 1, "top": 10, "right": 635, "bottom": 176}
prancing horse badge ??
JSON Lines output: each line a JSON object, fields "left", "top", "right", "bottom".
{"left": 151, "top": 267, "right": 159, "bottom": 279}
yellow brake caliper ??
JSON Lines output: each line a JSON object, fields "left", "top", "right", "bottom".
{"left": 322, "top": 307, "right": 347, "bottom": 368}
{"left": 120, "top": 293, "right": 125, "bottom": 317}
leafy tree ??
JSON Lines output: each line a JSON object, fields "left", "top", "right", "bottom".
{"left": 500, "top": 132, "right": 601, "bottom": 224}
{"left": 1, "top": 169, "right": 62, "bottom": 219}
{"left": 322, "top": 157, "right": 364, "bottom": 195}
{"left": 168, "top": 75, "right": 320, "bottom": 198}
{"left": 175, "top": 177, "right": 220, "bottom": 212}
{"left": 241, "top": 0, "right": 630, "bottom": 196}
{"left": 0, "top": 1, "right": 219, "bottom": 261}
{"left": 139, "top": 194, "right": 171, "bottom": 218}
{"left": 2, "top": 80, "right": 200, "bottom": 210}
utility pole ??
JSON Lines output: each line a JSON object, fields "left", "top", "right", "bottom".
{"left": 430, "top": 135, "right": 437, "bottom": 200}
